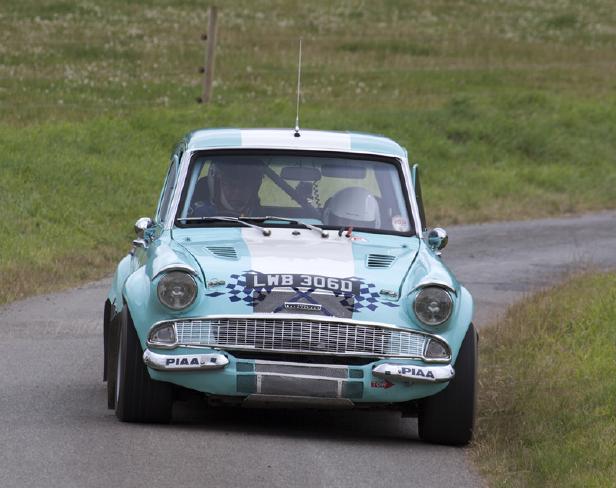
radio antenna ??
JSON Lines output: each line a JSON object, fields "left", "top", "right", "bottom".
{"left": 294, "top": 38, "right": 302, "bottom": 138}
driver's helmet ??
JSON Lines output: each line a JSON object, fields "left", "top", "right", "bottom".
{"left": 323, "top": 187, "right": 381, "bottom": 229}
{"left": 207, "top": 157, "right": 264, "bottom": 215}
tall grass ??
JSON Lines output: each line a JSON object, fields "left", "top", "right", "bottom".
{"left": 1, "top": 0, "right": 615, "bottom": 303}
{"left": 472, "top": 272, "right": 616, "bottom": 487}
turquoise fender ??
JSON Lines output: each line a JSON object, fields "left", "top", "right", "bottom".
{"left": 119, "top": 234, "right": 206, "bottom": 349}
{"left": 107, "top": 254, "right": 132, "bottom": 316}
{"left": 400, "top": 240, "right": 474, "bottom": 363}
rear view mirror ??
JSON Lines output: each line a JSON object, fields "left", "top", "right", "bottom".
{"left": 280, "top": 166, "right": 321, "bottom": 181}
{"left": 321, "top": 163, "right": 366, "bottom": 179}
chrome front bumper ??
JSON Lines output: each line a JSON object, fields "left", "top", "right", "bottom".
{"left": 372, "top": 363, "right": 455, "bottom": 383}
{"left": 144, "top": 349, "right": 453, "bottom": 385}
{"left": 143, "top": 350, "right": 229, "bottom": 371}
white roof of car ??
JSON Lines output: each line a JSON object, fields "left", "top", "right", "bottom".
{"left": 184, "top": 128, "right": 408, "bottom": 159}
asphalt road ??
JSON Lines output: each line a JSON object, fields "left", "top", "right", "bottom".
{"left": 1, "top": 211, "right": 615, "bottom": 488}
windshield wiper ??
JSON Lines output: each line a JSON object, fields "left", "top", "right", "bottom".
{"left": 243, "top": 216, "right": 329, "bottom": 238}
{"left": 177, "top": 216, "right": 271, "bottom": 236}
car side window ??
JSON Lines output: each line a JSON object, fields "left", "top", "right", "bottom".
{"left": 156, "top": 156, "right": 179, "bottom": 223}
{"left": 412, "top": 164, "right": 427, "bottom": 232}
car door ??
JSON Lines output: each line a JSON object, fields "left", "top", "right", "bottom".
{"left": 131, "top": 152, "right": 181, "bottom": 271}
{"left": 156, "top": 152, "right": 181, "bottom": 226}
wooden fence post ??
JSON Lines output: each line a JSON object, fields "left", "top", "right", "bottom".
{"left": 199, "top": 6, "right": 218, "bottom": 104}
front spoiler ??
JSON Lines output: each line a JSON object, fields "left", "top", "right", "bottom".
{"left": 372, "top": 363, "right": 455, "bottom": 383}
{"left": 243, "top": 394, "right": 354, "bottom": 409}
{"left": 143, "top": 349, "right": 229, "bottom": 371}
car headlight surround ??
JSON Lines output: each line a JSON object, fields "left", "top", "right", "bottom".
{"left": 148, "top": 322, "right": 177, "bottom": 347}
{"left": 413, "top": 286, "right": 453, "bottom": 326}
{"left": 424, "top": 337, "right": 451, "bottom": 360}
{"left": 157, "top": 271, "right": 198, "bottom": 310}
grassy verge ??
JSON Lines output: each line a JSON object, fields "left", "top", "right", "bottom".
{"left": 1, "top": 0, "right": 615, "bottom": 304}
{"left": 472, "top": 272, "right": 616, "bottom": 487}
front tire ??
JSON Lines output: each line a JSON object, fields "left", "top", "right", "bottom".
{"left": 115, "top": 308, "right": 173, "bottom": 423}
{"left": 105, "top": 302, "right": 119, "bottom": 409}
{"left": 418, "top": 323, "right": 477, "bottom": 446}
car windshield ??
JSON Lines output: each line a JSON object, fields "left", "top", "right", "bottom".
{"left": 176, "top": 152, "right": 413, "bottom": 234}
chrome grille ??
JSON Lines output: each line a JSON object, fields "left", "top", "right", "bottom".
{"left": 173, "top": 318, "right": 428, "bottom": 358}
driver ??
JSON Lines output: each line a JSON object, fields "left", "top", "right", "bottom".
{"left": 192, "top": 157, "right": 265, "bottom": 217}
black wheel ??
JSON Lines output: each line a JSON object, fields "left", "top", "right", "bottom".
{"left": 115, "top": 307, "right": 173, "bottom": 423}
{"left": 418, "top": 323, "right": 477, "bottom": 446}
{"left": 103, "top": 300, "right": 110, "bottom": 382}
{"left": 105, "top": 301, "right": 118, "bottom": 409}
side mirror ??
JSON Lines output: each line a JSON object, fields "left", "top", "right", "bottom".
{"left": 134, "top": 217, "right": 154, "bottom": 239}
{"left": 427, "top": 227, "right": 448, "bottom": 251}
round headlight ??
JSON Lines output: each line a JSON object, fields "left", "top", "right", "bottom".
{"left": 157, "top": 271, "right": 197, "bottom": 310}
{"left": 413, "top": 286, "right": 452, "bottom": 326}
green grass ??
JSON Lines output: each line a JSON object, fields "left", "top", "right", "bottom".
{"left": 472, "top": 272, "right": 616, "bottom": 487}
{"left": 1, "top": 0, "right": 616, "bottom": 304}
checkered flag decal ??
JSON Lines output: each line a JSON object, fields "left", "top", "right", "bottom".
{"left": 336, "top": 279, "right": 399, "bottom": 313}
{"left": 206, "top": 271, "right": 399, "bottom": 313}
{"left": 206, "top": 271, "right": 271, "bottom": 306}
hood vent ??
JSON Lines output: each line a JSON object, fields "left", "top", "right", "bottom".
{"left": 366, "top": 254, "right": 396, "bottom": 269}
{"left": 205, "top": 246, "right": 238, "bottom": 260}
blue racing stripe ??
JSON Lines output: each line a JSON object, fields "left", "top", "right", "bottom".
{"left": 350, "top": 133, "right": 407, "bottom": 158}
{"left": 186, "top": 129, "right": 242, "bottom": 150}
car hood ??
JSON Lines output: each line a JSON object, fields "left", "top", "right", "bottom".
{"left": 174, "top": 227, "right": 420, "bottom": 319}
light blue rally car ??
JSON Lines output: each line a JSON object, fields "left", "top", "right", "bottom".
{"left": 103, "top": 128, "right": 477, "bottom": 445}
